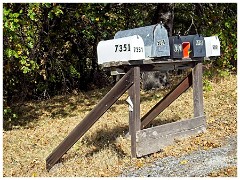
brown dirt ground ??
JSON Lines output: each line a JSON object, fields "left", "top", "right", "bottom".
{"left": 3, "top": 72, "right": 237, "bottom": 177}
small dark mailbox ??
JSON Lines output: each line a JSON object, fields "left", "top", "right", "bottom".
{"left": 181, "top": 35, "right": 206, "bottom": 58}
{"left": 114, "top": 24, "right": 170, "bottom": 58}
{"left": 169, "top": 36, "right": 183, "bottom": 59}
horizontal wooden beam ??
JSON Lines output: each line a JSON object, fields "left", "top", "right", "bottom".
{"left": 102, "top": 58, "right": 200, "bottom": 68}
{"left": 46, "top": 68, "right": 134, "bottom": 171}
{"left": 136, "top": 116, "right": 206, "bottom": 157}
{"left": 141, "top": 72, "right": 193, "bottom": 129}
{"left": 104, "top": 60, "right": 198, "bottom": 72}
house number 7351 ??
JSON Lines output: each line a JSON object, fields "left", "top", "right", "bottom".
{"left": 115, "top": 44, "right": 131, "bottom": 52}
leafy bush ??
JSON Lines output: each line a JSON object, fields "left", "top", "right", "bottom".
{"left": 3, "top": 3, "right": 237, "bottom": 125}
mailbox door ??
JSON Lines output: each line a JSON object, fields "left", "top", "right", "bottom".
{"left": 130, "top": 36, "right": 146, "bottom": 60}
{"left": 152, "top": 24, "right": 170, "bottom": 57}
{"left": 204, "top": 36, "right": 220, "bottom": 57}
{"left": 192, "top": 35, "right": 206, "bottom": 57}
{"left": 211, "top": 36, "right": 221, "bottom": 56}
{"left": 169, "top": 36, "right": 183, "bottom": 59}
{"left": 97, "top": 35, "right": 145, "bottom": 64}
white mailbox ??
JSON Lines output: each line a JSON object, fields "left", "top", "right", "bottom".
{"left": 204, "top": 36, "right": 221, "bottom": 57}
{"left": 97, "top": 35, "right": 145, "bottom": 64}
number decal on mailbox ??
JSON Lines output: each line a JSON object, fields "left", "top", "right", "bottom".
{"left": 196, "top": 40, "right": 204, "bottom": 46}
{"left": 157, "top": 40, "right": 166, "bottom": 46}
{"left": 134, "top": 47, "right": 144, "bottom": 52}
{"left": 212, "top": 45, "right": 218, "bottom": 50}
{"left": 173, "top": 44, "right": 182, "bottom": 52}
{"left": 115, "top": 44, "right": 131, "bottom": 52}
{"left": 115, "top": 44, "right": 143, "bottom": 53}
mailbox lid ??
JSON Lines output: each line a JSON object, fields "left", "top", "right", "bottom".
{"left": 97, "top": 35, "right": 145, "bottom": 64}
{"left": 180, "top": 35, "right": 195, "bottom": 44}
{"left": 114, "top": 25, "right": 154, "bottom": 46}
{"left": 204, "top": 36, "right": 220, "bottom": 57}
{"left": 152, "top": 24, "right": 170, "bottom": 57}
{"left": 169, "top": 36, "right": 183, "bottom": 59}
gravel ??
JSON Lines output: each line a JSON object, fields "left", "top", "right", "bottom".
{"left": 121, "top": 135, "right": 237, "bottom": 177}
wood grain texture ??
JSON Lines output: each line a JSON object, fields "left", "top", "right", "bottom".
{"left": 46, "top": 68, "right": 134, "bottom": 171}
{"left": 136, "top": 116, "right": 206, "bottom": 157}
{"left": 128, "top": 66, "right": 141, "bottom": 158}
{"left": 192, "top": 62, "right": 204, "bottom": 117}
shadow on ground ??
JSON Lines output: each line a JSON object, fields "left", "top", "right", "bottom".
{"left": 3, "top": 72, "right": 187, "bottom": 131}
{"left": 60, "top": 116, "right": 181, "bottom": 163}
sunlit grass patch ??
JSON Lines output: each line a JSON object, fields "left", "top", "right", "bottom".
{"left": 3, "top": 73, "right": 237, "bottom": 177}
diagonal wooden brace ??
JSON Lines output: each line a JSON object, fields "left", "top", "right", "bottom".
{"left": 141, "top": 72, "right": 193, "bottom": 129}
{"left": 46, "top": 68, "right": 134, "bottom": 171}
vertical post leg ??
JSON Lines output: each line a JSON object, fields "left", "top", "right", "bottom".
{"left": 192, "top": 62, "right": 204, "bottom": 117}
{"left": 128, "top": 66, "right": 141, "bottom": 158}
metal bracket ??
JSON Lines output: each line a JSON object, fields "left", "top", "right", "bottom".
{"left": 110, "top": 68, "right": 125, "bottom": 76}
{"left": 126, "top": 96, "right": 133, "bottom": 112}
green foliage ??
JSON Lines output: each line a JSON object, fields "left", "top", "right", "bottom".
{"left": 203, "top": 79, "right": 213, "bottom": 92}
{"left": 3, "top": 3, "right": 237, "bottom": 125}
{"left": 193, "top": 3, "right": 237, "bottom": 70}
{"left": 3, "top": 107, "right": 18, "bottom": 129}
{"left": 217, "top": 69, "right": 231, "bottom": 78}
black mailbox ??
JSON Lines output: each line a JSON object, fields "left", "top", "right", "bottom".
{"left": 181, "top": 34, "right": 206, "bottom": 58}
{"left": 169, "top": 36, "right": 183, "bottom": 59}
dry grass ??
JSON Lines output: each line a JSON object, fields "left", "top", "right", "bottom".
{"left": 208, "top": 166, "right": 237, "bottom": 177}
{"left": 3, "top": 72, "right": 237, "bottom": 177}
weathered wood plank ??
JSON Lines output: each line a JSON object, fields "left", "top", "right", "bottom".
{"left": 141, "top": 72, "right": 193, "bottom": 129}
{"left": 133, "top": 66, "right": 141, "bottom": 132}
{"left": 101, "top": 58, "right": 201, "bottom": 68}
{"left": 136, "top": 116, "right": 206, "bottom": 157}
{"left": 103, "top": 59, "right": 199, "bottom": 73}
{"left": 192, "top": 62, "right": 204, "bottom": 117}
{"left": 46, "top": 68, "right": 135, "bottom": 171}
{"left": 128, "top": 66, "right": 141, "bottom": 158}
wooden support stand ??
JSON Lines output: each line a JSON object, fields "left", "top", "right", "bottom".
{"left": 127, "top": 62, "right": 206, "bottom": 157}
{"left": 46, "top": 59, "right": 206, "bottom": 171}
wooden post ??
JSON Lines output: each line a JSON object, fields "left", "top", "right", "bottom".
{"left": 192, "top": 62, "right": 204, "bottom": 117}
{"left": 128, "top": 66, "right": 140, "bottom": 158}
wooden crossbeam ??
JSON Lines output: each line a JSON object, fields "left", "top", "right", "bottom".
{"left": 46, "top": 68, "right": 134, "bottom": 171}
{"left": 141, "top": 72, "right": 193, "bottom": 129}
{"left": 136, "top": 116, "right": 206, "bottom": 157}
